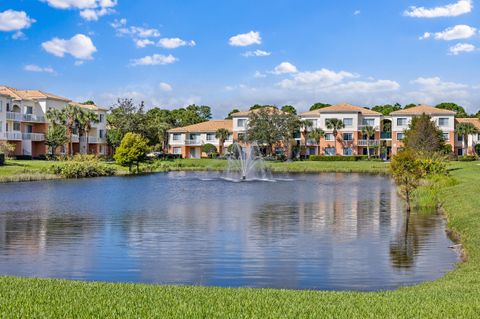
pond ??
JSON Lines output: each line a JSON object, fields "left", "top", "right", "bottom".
{"left": 0, "top": 172, "right": 458, "bottom": 291}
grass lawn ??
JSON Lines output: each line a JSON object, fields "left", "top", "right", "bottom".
{"left": 0, "top": 161, "right": 479, "bottom": 317}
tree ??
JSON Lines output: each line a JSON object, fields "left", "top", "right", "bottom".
{"left": 372, "top": 104, "right": 402, "bottom": 115}
{"left": 308, "top": 128, "right": 325, "bottom": 155}
{"left": 77, "top": 108, "right": 99, "bottom": 151}
{"left": 390, "top": 150, "right": 424, "bottom": 212}
{"left": 215, "top": 128, "right": 230, "bottom": 155}
{"left": 108, "top": 98, "right": 147, "bottom": 140}
{"left": 46, "top": 104, "right": 83, "bottom": 156}
{"left": 82, "top": 100, "right": 95, "bottom": 105}
{"left": 404, "top": 103, "right": 417, "bottom": 109}
{"left": 145, "top": 108, "right": 174, "bottom": 150}
{"left": 202, "top": 143, "right": 218, "bottom": 157}
{"left": 310, "top": 103, "right": 331, "bottom": 111}
{"left": 226, "top": 109, "right": 240, "bottom": 119}
{"left": 361, "top": 125, "right": 377, "bottom": 160}
{"left": 45, "top": 125, "right": 68, "bottom": 157}
{"left": 107, "top": 128, "right": 123, "bottom": 151}
{"left": 403, "top": 113, "right": 445, "bottom": 156}
{"left": 114, "top": 133, "right": 150, "bottom": 173}
{"left": 249, "top": 104, "right": 277, "bottom": 111}
{"left": 455, "top": 123, "right": 479, "bottom": 156}
{"left": 326, "top": 118, "right": 344, "bottom": 155}
{"left": 436, "top": 102, "right": 468, "bottom": 118}
{"left": 281, "top": 105, "right": 297, "bottom": 115}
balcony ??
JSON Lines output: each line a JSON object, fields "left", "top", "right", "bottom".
{"left": 6, "top": 112, "right": 23, "bottom": 121}
{"left": 22, "top": 133, "right": 45, "bottom": 141}
{"left": 6, "top": 112, "right": 46, "bottom": 122}
{"left": 380, "top": 132, "right": 392, "bottom": 140}
{"left": 79, "top": 136, "right": 106, "bottom": 144}
{"left": 3, "top": 132, "right": 22, "bottom": 141}
{"left": 306, "top": 139, "right": 318, "bottom": 146}
{"left": 358, "top": 140, "right": 380, "bottom": 147}
{"left": 72, "top": 134, "right": 80, "bottom": 143}
{"left": 185, "top": 139, "right": 202, "bottom": 146}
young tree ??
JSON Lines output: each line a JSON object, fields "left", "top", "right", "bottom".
{"left": 77, "top": 108, "right": 99, "bottom": 150}
{"left": 281, "top": 105, "right": 297, "bottom": 115}
{"left": 225, "top": 108, "right": 240, "bottom": 119}
{"left": 45, "top": 125, "right": 68, "bottom": 157}
{"left": 215, "top": 128, "right": 230, "bottom": 155}
{"left": 107, "top": 128, "right": 123, "bottom": 151}
{"left": 403, "top": 113, "right": 445, "bottom": 156}
{"left": 361, "top": 125, "right": 377, "bottom": 160}
{"left": 310, "top": 103, "right": 331, "bottom": 111}
{"left": 202, "top": 143, "right": 218, "bottom": 157}
{"left": 390, "top": 150, "right": 424, "bottom": 212}
{"left": 455, "top": 123, "right": 479, "bottom": 156}
{"left": 308, "top": 128, "right": 325, "bottom": 155}
{"left": 326, "top": 118, "right": 344, "bottom": 155}
{"left": 114, "top": 133, "right": 150, "bottom": 173}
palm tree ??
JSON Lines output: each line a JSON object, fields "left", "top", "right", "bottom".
{"left": 215, "top": 128, "right": 230, "bottom": 155}
{"left": 308, "top": 128, "right": 325, "bottom": 155}
{"left": 361, "top": 125, "right": 377, "bottom": 160}
{"left": 326, "top": 118, "right": 344, "bottom": 155}
{"left": 455, "top": 123, "right": 479, "bottom": 156}
{"left": 77, "top": 108, "right": 99, "bottom": 154}
{"left": 62, "top": 104, "right": 82, "bottom": 156}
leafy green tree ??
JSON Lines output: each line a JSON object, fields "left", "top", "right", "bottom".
{"left": 82, "top": 100, "right": 95, "bottom": 105}
{"left": 107, "top": 128, "right": 123, "bottom": 151}
{"left": 225, "top": 109, "right": 240, "bottom": 119}
{"left": 202, "top": 143, "right": 218, "bottom": 157}
{"left": 326, "top": 118, "right": 344, "bottom": 155}
{"left": 361, "top": 125, "right": 377, "bottom": 160}
{"left": 281, "top": 105, "right": 297, "bottom": 114}
{"left": 455, "top": 123, "right": 479, "bottom": 156}
{"left": 436, "top": 102, "right": 468, "bottom": 118}
{"left": 45, "top": 125, "right": 68, "bottom": 157}
{"left": 108, "top": 98, "right": 147, "bottom": 140}
{"left": 308, "top": 128, "right": 325, "bottom": 155}
{"left": 404, "top": 103, "right": 417, "bottom": 109}
{"left": 309, "top": 103, "right": 331, "bottom": 111}
{"left": 114, "top": 133, "right": 150, "bottom": 173}
{"left": 372, "top": 104, "right": 402, "bottom": 115}
{"left": 215, "top": 128, "right": 230, "bottom": 155}
{"left": 390, "top": 150, "right": 424, "bottom": 212}
{"left": 403, "top": 114, "right": 445, "bottom": 156}
{"left": 145, "top": 108, "right": 174, "bottom": 150}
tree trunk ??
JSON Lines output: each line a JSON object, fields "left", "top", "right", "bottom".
{"left": 366, "top": 136, "right": 371, "bottom": 160}
{"left": 464, "top": 135, "right": 468, "bottom": 156}
{"left": 405, "top": 190, "right": 411, "bottom": 212}
{"left": 334, "top": 133, "right": 337, "bottom": 155}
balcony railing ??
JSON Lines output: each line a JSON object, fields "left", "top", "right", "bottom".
{"left": 358, "top": 140, "right": 380, "bottom": 147}
{"left": 380, "top": 132, "right": 392, "bottom": 139}
{"left": 6, "top": 112, "right": 46, "bottom": 122}
{"left": 78, "top": 136, "right": 106, "bottom": 144}
{"left": 3, "top": 132, "right": 22, "bottom": 141}
{"left": 22, "top": 133, "right": 45, "bottom": 141}
{"left": 71, "top": 134, "right": 80, "bottom": 143}
{"left": 306, "top": 139, "right": 318, "bottom": 146}
{"left": 6, "top": 112, "right": 23, "bottom": 121}
{"left": 185, "top": 139, "right": 202, "bottom": 146}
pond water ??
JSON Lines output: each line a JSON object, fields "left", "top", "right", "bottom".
{"left": 0, "top": 172, "right": 458, "bottom": 291}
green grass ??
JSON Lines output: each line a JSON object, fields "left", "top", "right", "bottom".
{"left": 0, "top": 161, "right": 480, "bottom": 318}
{"left": 0, "top": 160, "right": 60, "bottom": 182}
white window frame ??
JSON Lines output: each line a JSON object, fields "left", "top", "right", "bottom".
{"left": 343, "top": 133, "right": 353, "bottom": 141}
{"left": 397, "top": 132, "right": 405, "bottom": 141}
{"left": 343, "top": 118, "right": 353, "bottom": 127}
{"left": 362, "top": 118, "right": 375, "bottom": 126}
{"left": 206, "top": 133, "right": 215, "bottom": 141}
{"left": 325, "top": 133, "right": 334, "bottom": 141}
{"left": 442, "top": 132, "right": 449, "bottom": 141}
{"left": 397, "top": 118, "right": 407, "bottom": 126}
{"left": 438, "top": 118, "right": 449, "bottom": 127}
{"left": 237, "top": 119, "right": 246, "bottom": 127}
{"left": 172, "top": 133, "right": 181, "bottom": 141}
{"left": 325, "top": 147, "right": 335, "bottom": 156}
{"left": 343, "top": 147, "right": 353, "bottom": 156}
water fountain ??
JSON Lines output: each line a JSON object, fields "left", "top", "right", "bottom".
{"left": 225, "top": 143, "right": 271, "bottom": 181}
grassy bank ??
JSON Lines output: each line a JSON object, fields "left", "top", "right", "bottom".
{"left": 0, "top": 162, "right": 479, "bottom": 317}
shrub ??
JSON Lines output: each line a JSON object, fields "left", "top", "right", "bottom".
{"left": 15, "top": 155, "right": 32, "bottom": 160}
{"left": 309, "top": 155, "right": 369, "bottom": 161}
{"left": 0, "top": 154, "right": 4, "bottom": 166}
{"left": 50, "top": 161, "right": 116, "bottom": 179}
{"left": 457, "top": 155, "right": 477, "bottom": 162}
{"left": 416, "top": 156, "right": 447, "bottom": 176}
{"left": 114, "top": 133, "right": 150, "bottom": 173}
{"left": 202, "top": 143, "right": 218, "bottom": 157}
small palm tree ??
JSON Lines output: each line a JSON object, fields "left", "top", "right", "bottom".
{"left": 77, "top": 108, "right": 99, "bottom": 153}
{"left": 215, "top": 128, "right": 230, "bottom": 155}
{"left": 63, "top": 104, "right": 82, "bottom": 156}
{"left": 361, "top": 125, "right": 377, "bottom": 160}
{"left": 326, "top": 118, "right": 344, "bottom": 155}
{"left": 308, "top": 128, "right": 325, "bottom": 155}
{"left": 455, "top": 123, "right": 479, "bottom": 156}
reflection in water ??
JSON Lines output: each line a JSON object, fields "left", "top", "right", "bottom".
{"left": 0, "top": 172, "right": 458, "bottom": 291}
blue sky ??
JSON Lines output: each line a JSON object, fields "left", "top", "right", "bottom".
{"left": 0, "top": 0, "right": 479, "bottom": 117}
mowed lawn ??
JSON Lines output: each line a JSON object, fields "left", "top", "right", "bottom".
{"left": 0, "top": 161, "right": 479, "bottom": 318}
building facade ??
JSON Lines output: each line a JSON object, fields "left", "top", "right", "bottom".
{"left": 0, "top": 86, "right": 109, "bottom": 157}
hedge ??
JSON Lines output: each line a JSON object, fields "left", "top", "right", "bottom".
{"left": 309, "top": 155, "right": 369, "bottom": 162}
{"left": 457, "top": 155, "right": 477, "bottom": 162}
{"left": 0, "top": 154, "right": 4, "bottom": 166}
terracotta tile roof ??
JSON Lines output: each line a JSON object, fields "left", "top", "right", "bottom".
{"left": 0, "top": 86, "right": 70, "bottom": 101}
{"left": 300, "top": 103, "right": 381, "bottom": 116}
{"left": 456, "top": 118, "right": 480, "bottom": 130}
{"left": 0, "top": 86, "right": 23, "bottom": 100}
{"left": 231, "top": 107, "right": 283, "bottom": 117}
{"left": 390, "top": 105, "right": 456, "bottom": 116}
{"left": 168, "top": 120, "right": 233, "bottom": 133}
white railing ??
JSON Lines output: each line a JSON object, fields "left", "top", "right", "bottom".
{"left": 22, "top": 114, "right": 46, "bottom": 122}
{"left": 358, "top": 140, "right": 380, "bottom": 147}
{"left": 22, "top": 133, "right": 45, "bottom": 141}
{"left": 3, "top": 132, "right": 22, "bottom": 140}
{"left": 78, "top": 136, "right": 107, "bottom": 144}
{"left": 72, "top": 134, "right": 80, "bottom": 143}
{"left": 185, "top": 139, "right": 202, "bottom": 146}
{"left": 6, "top": 112, "right": 23, "bottom": 121}
{"left": 306, "top": 139, "right": 318, "bottom": 146}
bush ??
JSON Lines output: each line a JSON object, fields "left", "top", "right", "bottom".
{"left": 457, "top": 155, "right": 477, "bottom": 162}
{"left": 202, "top": 143, "right": 218, "bottom": 156}
{"left": 416, "top": 156, "right": 447, "bottom": 176}
{"left": 0, "top": 154, "right": 4, "bottom": 166}
{"left": 309, "top": 155, "right": 369, "bottom": 161}
{"left": 15, "top": 155, "right": 32, "bottom": 160}
{"left": 50, "top": 161, "right": 116, "bottom": 179}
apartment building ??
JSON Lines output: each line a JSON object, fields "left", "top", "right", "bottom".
{"left": 168, "top": 120, "right": 233, "bottom": 158}
{"left": 455, "top": 118, "right": 480, "bottom": 156}
{"left": 0, "top": 86, "right": 109, "bottom": 157}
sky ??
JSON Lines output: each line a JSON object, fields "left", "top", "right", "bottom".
{"left": 0, "top": 0, "right": 479, "bottom": 117}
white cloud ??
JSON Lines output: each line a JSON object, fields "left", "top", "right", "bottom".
{"left": 325, "top": 80, "right": 400, "bottom": 93}
{"left": 278, "top": 68, "right": 356, "bottom": 88}
{"left": 254, "top": 71, "right": 267, "bottom": 78}
{"left": 135, "top": 39, "right": 155, "bottom": 48}
{"left": 404, "top": 0, "right": 472, "bottom": 18}
{"left": 43, "top": 0, "right": 117, "bottom": 20}
{"left": 111, "top": 19, "right": 167, "bottom": 48}
{"left": 422, "top": 25, "right": 477, "bottom": 41}
{"left": 229, "top": 31, "right": 261, "bottom": 47}
{"left": 242, "top": 50, "right": 271, "bottom": 57}
{"left": 407, "top": 76, "right": 474, "bottom": 107}
{"left": 449, "top": 43, "right": 476, "bottom": 55}
{"left": 354, "top": 10, "right": 361, "bottom": 15}
{"left": 273, "top": 62, "right": 298, "bottom": 74}
{"left": 157, "top": 38, "right": 196, "bottom": 49}
{"left": 24, "top": 64, "right": 56, "bottom": 74}
{"left": 0, "top": 10, "right": 35, "bottom": 32}
{"left": 412, "top": 77, "right": 468, "bottom": 89}
{"left": 12, "top": 31, "right": 26, "bottom": 40}
{"left": 159, "top": 82, "right": 173, "bottom": 92}
{"left": 131, "top": 54, "right": 178, "bottom": 66}
{"left": 42, "top": 34, "right": 97, "bottom": 60}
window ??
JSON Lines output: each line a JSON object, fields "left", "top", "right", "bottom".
{"left": 457, "top": 134, "right": 463, "bottom": 142}
{"left": 99, "top": 130, "right": 105, "bottom": 139}
{"left": 343, "top": 148, "right": 353, "bottom": 156}
{"left": 26, "top": 106, "right": 33, "bottom": 114}
{"left": 237, "top": 119, "right": 246, "bottom": 127}
{"left": 0, "top": 121, "right": 2, "bottom": 132}
{"left": 397, "top": 118, "right": 407, "bottom": 126}
{"left": 397, "top": 132, "right": 405, "bottom": 140}
{"left": 99, "top": 114, "right": 105, "bottom": 123}
{"left": 325, "top": 133, "right": 334, "bottom": 141}
{"left": 6, "top": 103, "right": 10, "bottom": 112}
{"left": 173, "top": 147, "right": 182, "bottom": 155}
{"left": 325, "top": 147, "right": 335, "bottom": 156}
{"left": 206, "top": 133, "right": 215, "bottom": 141}
{"left": 189, "top": 134, "right": 200, "bottom": 140}
{"left": 343, "top": 133, "right": 353, "bottom": 141}
{"left": 343, "top": 118, "right": 353, "bottom": 127}
{"left": 442, "top": 132, "right": 449, "bottom": 140}
{"left": 457, "top": 148, "right": 463, "bottom": 156}
{"left": 0, "top": 101, "right": 2, "bottom": 112}
{"left": 25, "top": 125, "right": 33, "bottom": 133}
{"left": 438, "top": 118, "right": 449, "bottom": 127}
{"left": 172, "top": 133, "right": 181, "bottom": 141}
{"left": 363, "top": 118, "right": 375, "bottom": 126}
{"left": 13, "top": 122, "right": 20, "bottom": 131}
